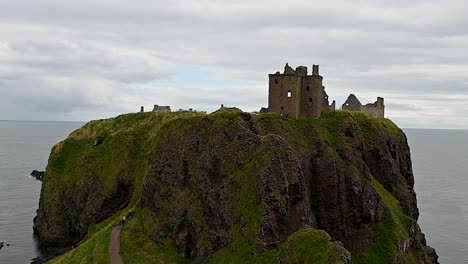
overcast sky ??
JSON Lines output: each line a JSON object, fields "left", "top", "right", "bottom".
{"left": 0, "top": 0, "right": 467, "bottom": 128}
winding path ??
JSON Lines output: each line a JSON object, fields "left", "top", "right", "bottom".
{"left": 109, "top": 227, "right": 123, "bottom": 264}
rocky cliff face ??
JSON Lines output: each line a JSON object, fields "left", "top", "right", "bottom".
{"left": 33, "top": 111, "right": 438, "bottom": 263}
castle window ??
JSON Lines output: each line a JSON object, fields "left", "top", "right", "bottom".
{"left": 287, "top": 91, "right": 292, "bottom": 98}
{"left": 281, "top": 106, "right": 284, "bottom": 110}
{"left": 307, "top": 86, "right": 310, "bottom": 91}
{"left": 274, "top": 79, "right": 278, "bottom": 84}
{"left": 309, "top": 98, "right": 312, "bottom": 103}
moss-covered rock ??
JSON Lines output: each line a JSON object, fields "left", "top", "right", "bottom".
{"left": 281, "top": 229, "right": 351, "bottom": 264}
{"left": 34, "top": 110, "right": 438, "bottom": 263}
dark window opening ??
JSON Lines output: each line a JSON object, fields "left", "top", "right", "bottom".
{"left": 307, "top": 86, "right": 310, "bottom": 91}
{"left": 287, "top": 91, "right": 292, "bottom": 98}
{"left": 309, "top": 98, "right": 312, "bottom": 103}
{"left": 274, "top": 79, "right": 278, "bottom": 84}
{"left": 281, "top": 106, "right": 284, "bottom": 110}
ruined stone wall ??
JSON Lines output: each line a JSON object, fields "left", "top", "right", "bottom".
{"left": 321, "top": 88, "right": 336, "bottom": 112}
{"left": 268, "top": 74, "right": 302, "bottom": 118}
{"left": 153, "top": 105, "right": 171, "bottom": 113}
{"left": 362, "top": 106, "right": 383, "bottom": 118}
{"left": 342, "top": 95, "right": 385, "bottom": 119}
{"left": 300, "top": 76, "right": 323, "bottom": 118}
{"left": 362, "top": 97, "right": 384, "bottom": 118}
{"left": 322, "top": 101, "right": 336, "bottom": 112}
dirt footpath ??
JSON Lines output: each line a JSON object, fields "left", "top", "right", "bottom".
{"left": 109, "top": 227, "right": 123, "bottom": 264}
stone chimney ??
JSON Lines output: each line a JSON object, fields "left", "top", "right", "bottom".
{"left": 312, "top": 65, "right": 319, "bottom": 76}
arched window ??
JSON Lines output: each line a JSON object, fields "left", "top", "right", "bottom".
{"left": 287, "top": 91, "right": 292, "bottom": 98}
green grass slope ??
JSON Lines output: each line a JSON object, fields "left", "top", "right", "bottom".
{"left": 41, "top": 110, "right": 428, "bottom": 264}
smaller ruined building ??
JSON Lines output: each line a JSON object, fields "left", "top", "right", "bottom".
{"left": 342, "top": 95, "right": 385, "bottom": 119}
{"left": 152, "top": 105, "right": 171, "bottom": 113}
{"left": 268, "top": 63, "right": 335, "bottom": 119}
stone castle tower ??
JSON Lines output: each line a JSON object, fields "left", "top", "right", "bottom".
{"left": 268, "top": 63, "right": 332, "bottom": 119}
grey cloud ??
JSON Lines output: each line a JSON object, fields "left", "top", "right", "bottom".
{"left": 2, "top": 38, "right": 170, "bottom": 82}
{"left": 386, "top": 103, "right": 423, "bottom": 112}
{"left": 0, "top": 0, "right": 466, "bottom": 127}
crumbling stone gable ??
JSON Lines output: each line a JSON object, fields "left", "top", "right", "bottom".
{"left": 284, "top": 63, "right": 296, "bottom": 75}
{"left": 342, "top": 94, "right": 362, "bottom": 111}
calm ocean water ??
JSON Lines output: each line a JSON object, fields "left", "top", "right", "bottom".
{"left": 406, "top": 129, "right": 468, "bottom": 264}
{"left": 0, "top": 121, "right": 465, "bottom": 263}
{"left": 0, "top": 121, "right": 83, "bottom": 263}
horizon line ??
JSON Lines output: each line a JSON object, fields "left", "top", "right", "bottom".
{"left": 1, "top": 119, "right": 467, "bottom": 131}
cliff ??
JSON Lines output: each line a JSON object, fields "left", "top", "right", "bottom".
{"left": 33, "top": 110, "right": 438, "bottom": 263}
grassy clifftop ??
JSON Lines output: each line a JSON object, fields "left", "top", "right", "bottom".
{"left": 34, "top": 110, "right": 437, "bottom": 263}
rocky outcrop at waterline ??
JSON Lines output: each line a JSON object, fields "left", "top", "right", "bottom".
{"left": 0, "top": 242, "right": 10, "bottom": 252}
{"left": 30, "top": 170, "right": 44, "bottom": 181}
{"left": 33, "top": 110, "right": 438, "bottom": 263}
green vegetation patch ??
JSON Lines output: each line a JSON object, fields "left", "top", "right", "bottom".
{"left": 352, "top": 177, "right": 414, "bottom": 264}
{"left": 255, "top": 111, "right": 403, "bottom": 152}
{"left": 282, "top": 229, "right": 349, "bottom": 264}
{"left": 120, "top": 209, "right": 190, "bottom": 264}
{"left": 210, "top": 228, "right": 349, "bottom": 264}
{"left": 49, "top": 226, "right": 112, "bottom": 264}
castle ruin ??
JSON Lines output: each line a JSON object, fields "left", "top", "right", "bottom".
{"left": 268, "top": 63, "right": 335, "bottom": 119}
{"left": 342, "top": 95, "right": 385, "bottom": 119}
{"left": 268, "top": 63, "right": 384, "bottom": 119}
{"left": 138, "top": 105, "right": 172, "bottom": 113}
{"left": 152, "top": 105, "right": 171, "bottom": 113}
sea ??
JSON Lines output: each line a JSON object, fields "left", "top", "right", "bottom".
{"left": 0, "top": 121, "right": 83, "bottom": 263}
{"left": 0, "top": 121, "right": 466, "bottom": 263}
{"left": 406, "top": 129, "right": 468, "bottom": 264}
